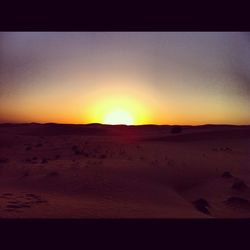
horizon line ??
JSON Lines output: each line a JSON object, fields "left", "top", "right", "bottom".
{"left": 0, "top": 122, "right": 250, "bottom": 127}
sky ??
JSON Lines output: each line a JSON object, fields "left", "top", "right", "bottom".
{"left": 0, "top": 32, "right": 250, "bottom": 125}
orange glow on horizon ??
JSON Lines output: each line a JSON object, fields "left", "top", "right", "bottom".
{"left": 83, "top": 95, "right": 152, "bottom": 125}
{"left": 1, "top": 32, "right": 250, "bottom": 126}
{"left": 1, "top": 73, "right": 249, "bottom": 126}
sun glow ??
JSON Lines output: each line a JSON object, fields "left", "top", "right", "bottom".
{"left": 84, "top": 93, "right": 152, "bottom": 125}
{"left": 104, "top": 109, "right": 134, "bottom": 125}
{"left": 82, "top": 81, "right": 157, "bottom": 125}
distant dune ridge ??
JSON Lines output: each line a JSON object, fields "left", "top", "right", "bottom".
{"left": 0, "top": 122, "right": 249, "bottom": 136}
{"left": 0, "top": 123, "right": 250, "bottom": 218}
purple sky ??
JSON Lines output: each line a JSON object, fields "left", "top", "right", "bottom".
{"left": 0, "top": 32, "right": 249, "bottom": 124}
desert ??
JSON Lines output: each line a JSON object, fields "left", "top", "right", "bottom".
{"left": 1, "top": 32, "right": 250, "bottom": 218}
{"left": 0, "top": 123, "right": 249, "bottom": 218}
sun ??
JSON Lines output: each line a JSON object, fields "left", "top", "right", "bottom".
{"left": 104, "top": 109, "right": 134, "bottom": 125}
{"left": 83, "top": 88, "right": 153, "bottom": 125}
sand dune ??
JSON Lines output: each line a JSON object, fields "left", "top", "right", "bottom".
{"left": 0, "top": 124, "right": 249, "bottom": 218}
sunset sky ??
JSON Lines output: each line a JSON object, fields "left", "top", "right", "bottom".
{"left": 0, "top": 32, "right": 250, "bottom": 125}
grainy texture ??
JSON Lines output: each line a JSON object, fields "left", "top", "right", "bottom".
{"left": 0, "top": 124, "right": 249, "bottom": 218}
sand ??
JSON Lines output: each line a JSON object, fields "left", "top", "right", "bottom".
{"left": 0, "top": 123, "right": 249, "bottom": 218}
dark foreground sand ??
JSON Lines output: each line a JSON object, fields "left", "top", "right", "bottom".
{"left": 0, "top": 123, "right": 250, "bottom": 218}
